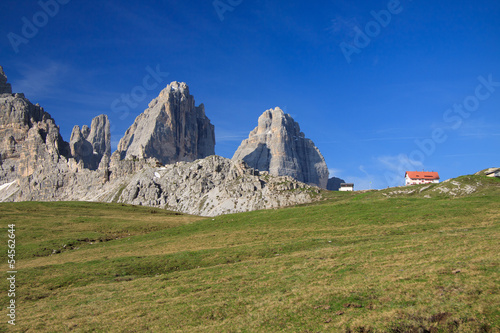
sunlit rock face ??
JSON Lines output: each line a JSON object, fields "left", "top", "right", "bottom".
{"left": 233, "top": 107, "right": 329, "bottom": 189}
{"left": 115, "top": 81, "right": 215, "bottom": 165}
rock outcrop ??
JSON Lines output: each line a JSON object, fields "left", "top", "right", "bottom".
{"left": 475, "top": 167, "right": 500, "bottom": 177}
{"left": 233, "top": 107, "right": 329, "bottom": 189}
{"left": 116, "top": 156, "right": 320, "bottom": 216}
{"left": 327, "top": 177, "right": 346, "bottom": 191}
{"left": 0, "top": 66, "right": 12, "bottom": 95}
{"left": 1, "top": 156, "right": 322, "bottom": 216}
{"left": 70, "top": 114, "right": 111, "bottom": 170}
{"left": 0, "top": 68, "right": 112, "bottom": 185}
{"left": 0, "top": 85, "right": 70, "bottom": 183}
{"left": 115, "top": 81, "right": 215, "bottom": 165}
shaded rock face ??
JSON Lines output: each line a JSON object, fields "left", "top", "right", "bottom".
{"left": 0, "top": 90, "right": 70, "bottom": 182}
{"left": 70, "top": 115, "right": 111, "bottom": 170}
{"left": 233, "top": 107, "right": 329, "bottom": 189}
{"left": 0, "top": 66, "right": 12, "bottom": 95}
{"left": 115, "top": 81, "right": 215, "bottom": 165}
{"left": 327, "top": 177, "right": 346, "bottom": 191}
{"left": 0, "top": 67, "right": 111, "bottom": 186}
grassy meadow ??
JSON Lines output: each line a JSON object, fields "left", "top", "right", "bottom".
{"left": 0, "top": 175, "right": 499, "bottom": 332}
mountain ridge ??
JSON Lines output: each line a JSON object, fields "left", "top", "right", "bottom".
{"left": 0, "top": 66, "right": 325, "bottom": 215}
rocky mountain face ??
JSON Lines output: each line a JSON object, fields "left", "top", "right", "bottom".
{"left": 233, "top": 107, "right": 329, "bottom": 189}
{"left": 70, "top": 114, "right": 111, "bottom": 170}
{"left": 0, "top": 67, "right": 70, "bottom": 183}
{"left": 0, "top": 66, "right": 12, "bottom": 95}
{"left": 1, "top": 156, "right": 321, "bottom": 216}
{"left": 0, "top": 67, "right": 110, "bottom": 185}
{"left": 0, "top": 66, "right": 328, "bottom": 216}
{"left": 116, "top": 156, "right": 320, "bottom": 216}
{"left": 115, "top": 81, "right": 215, "bottom": 165}
{"left": 327, "top": 177, "right": 346, "bottom": 191}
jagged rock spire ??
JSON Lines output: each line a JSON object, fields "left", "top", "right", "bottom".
{"left": 70, "top": 114, "right": 111, "bottom": 170}
{"left": 0, "top": 66, "right": 12, "bottom": 95}
{"left": 115, "top": 81, "right": 215, "bottom": 165}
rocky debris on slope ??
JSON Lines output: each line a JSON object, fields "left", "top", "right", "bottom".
{"left": 382, "top": 176, "right": 488, "bottom": 198}
{"left": 116, "top": 156, "right": 321, "bottom": 216}
{"left": 327, "top": 177, "right": 346, "bottom": 191}
{"left": 382, "top": 188, "right": 416, "bottom": 197}
{"left": 431, "top": 179, "right": 480, "bottom": 196}
{"left": 115, "top": 81, "right": 215, "bottom": 165}
{"left": 0, "top": 66, "right": 12, "bottom": 95}
{"left": 475, "top": 167, "right": 500, "bottom": 177}
{"left": 232, "top": 107, "right": 329, "bottom": 189}
{"left": 1, "top": 155, "right": 321, "bottom": 216}
{"left": 70, "top": 114, "right": 111, "bottom": 170}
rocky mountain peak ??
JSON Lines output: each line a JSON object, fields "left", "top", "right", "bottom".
{"left": 327, "top": 177, "right": 346, "bottom": 191}
{"left": 255, "top": 107, "right": 304, "bottom": 138}
{"left": 232, "top": 107, "right": 329, "bottom": 189}
{"left": 0, "top": 66, "right": 12, "bottom": 95}
{"left": 115, "top": 81, "right": 215, "bottom": 165}
{"left": 70, "top": 114, "right": 111, "bottom": 170}
{"left": 0, "top": 77, "right": 70, "bottom": 182}
{"left": 165, "top": 81, "right": 188, "bottom": 95}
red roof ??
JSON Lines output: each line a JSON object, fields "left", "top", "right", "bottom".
{"left": 405, "top": 171, "right": 440, "bottom": 180}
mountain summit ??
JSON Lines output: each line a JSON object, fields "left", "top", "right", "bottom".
{"left": 232, "top": 107, "right": 329, "bottom": 189}
{"left": 0, "top": 65, "right": 325, "bottom": 214}
{"left": 115, "top": 81, "right": 215, "bottom": 165}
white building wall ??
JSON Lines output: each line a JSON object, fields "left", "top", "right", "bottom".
{"left": 339, "top": 185, "right": 354, "bottom": 192}
{"left": 405, "top": 175, "right": 439, "bottom": 186}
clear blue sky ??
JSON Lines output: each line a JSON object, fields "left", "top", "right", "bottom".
{"left": 1, "top": 0, "right": 499, "bottom": 189}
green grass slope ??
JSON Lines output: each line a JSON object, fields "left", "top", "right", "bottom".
{"left": 0, "top": 175, "right": 499, "bottom": 332}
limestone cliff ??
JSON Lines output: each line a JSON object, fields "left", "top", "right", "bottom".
{"left": 0, "top": 67, "right": 322, "bottom": 216}
{"left": 232, "top": 107, "right": 329, "bottom": 189}
{"left": 70, "top": 114, "right": 111, "bottom": 170}
{"left": 115, "top": 81, "right": 215, "bottom": 165}
{"left": 0, "top": 67, "right": 111, "bottom": 184}
{"left": 0, "top": 66, "right": 12, "bottom": 95}
{"left": 0, "top": 69, "right": 70, "bottom": 182}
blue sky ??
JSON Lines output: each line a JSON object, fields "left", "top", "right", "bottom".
{"left": 1, "top": 0, "right": 499, "bottom": 189}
